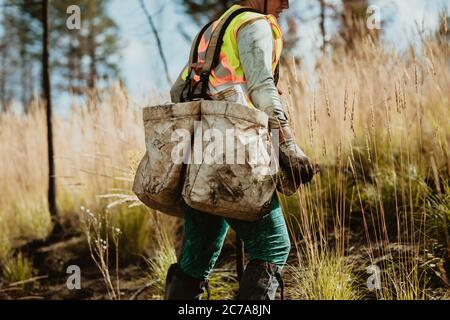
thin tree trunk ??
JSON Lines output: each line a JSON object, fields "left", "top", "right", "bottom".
{"left": 138, "top": 0, "right": 172, "bottom": 86}
{"left": 87, "top": 30, "right": 97, "bottom": 90}
{"left": 20, "top": 42, "right": 28, "bottom": 111}
{"left": 0, "top": 43, "right": 6, "bottom": 113}
{"left": 319, "top": 0, "right": 326, "bottom": 52}
{"left": 42, "top": 0, "right": 58, "bottom": 226}
{"left": 0, "top": 9, "right": 8, "bottom": 113}
{"left": 75, "top": 33, "right": 83, "bottom": 95}
{"left": 86, "top": 28, "right": 98, "bottom": 109}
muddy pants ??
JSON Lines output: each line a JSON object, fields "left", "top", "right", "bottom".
{"left": 179, "top": 195, "right": 291, "bottom": 280}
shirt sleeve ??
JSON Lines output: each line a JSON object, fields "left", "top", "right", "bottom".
{"left": 237, "top": 19, "right": 288, "bottom": 129}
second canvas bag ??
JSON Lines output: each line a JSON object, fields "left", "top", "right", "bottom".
{"left": 182, "top": 100, "right": 277, "bottom": 221}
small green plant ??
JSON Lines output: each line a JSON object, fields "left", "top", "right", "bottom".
{"left": 1, "top": 251, "right": 37, "bottom": 291}
{"left": 206, "top": 266, "right": 239, "bottom": 300}
{"left": 145, "top": 227, "right": 177, "bottom": 298}
{"left": 375, "top": 260, "right": 430, "bottom": 300}
{"left": 109, "top": 205, "right": 153, "bottom": 262}
{"left": 0, "top": 221, "right": 12, "bottom": 266}
{"left": 424, "top": 182, "right": 450, "bottom": 252}
{"left": 286, "top": 252, "right": 360, "bottom": 300}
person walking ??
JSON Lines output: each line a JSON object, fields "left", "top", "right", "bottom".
{"left": 166, "top": 0, "right": 315, "bottom": 300}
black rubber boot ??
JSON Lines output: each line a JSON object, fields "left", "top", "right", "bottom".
{"left": 237, "top": 260, "right": 284, "bottom": 300}
{"left": 164, "top": 263, "right": 210, "bottom": 300}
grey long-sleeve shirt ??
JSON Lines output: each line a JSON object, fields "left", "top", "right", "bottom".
{"left": 170, "top": 18, "right": 288, "bottom": 129}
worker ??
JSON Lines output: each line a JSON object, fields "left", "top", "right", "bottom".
{"left": 166, "top": 0, "right": 315, "bottom": 300}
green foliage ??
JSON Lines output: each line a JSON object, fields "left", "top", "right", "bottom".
{"left": 0, "top": 222, "right": 12, "bottom": 266}
{"left": 50, "top": 0, "right": 121, "bottom": 91}
{"left": 344, "top": 133, "right": 433, "bottom": 236}
{"left": 0, "top": 0, "right": 121, "bottom": 107}
{"left": 286, "top": 253, "right": 360, "bottom": 300}
{"left": 109, "top": 205, "right": 154, "bottom": 262}
{"left": 1, "top": 251, "right": 37, "bottom": 290}
{"left": 177, "top": 0, "right": 232, "bottom": 25}
{"left": 145, "top": 228, "right": 177, "bottom": 298}
{"left": 0, "top": 0, "right": 42, "bottom": 109}
{"left": 424, "top": 182, "right": 450, "bottom": 247}
{"left": 374, "top": 258, "right": 430, "bottom": 300}
{"left": 206, "top": 269, "right": 239, "bottom": 300}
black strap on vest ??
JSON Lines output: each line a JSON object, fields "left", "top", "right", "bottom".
{"left": 208, "top": 8, "right": 259, "bottom": 74}
{"left": 180, "top": 20, "right": 214, "bottom": 103}
{"left": 180, "top": 7, "right": 280, "bottom": 102}
{"left": 274, "top": 63, "right": 280, "bottom": 86}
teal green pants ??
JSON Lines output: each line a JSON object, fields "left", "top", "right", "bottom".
{"left": 179, "top": 195, "right": 291, "bottom": 280}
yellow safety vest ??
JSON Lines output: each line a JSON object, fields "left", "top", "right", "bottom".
{"left": 182, "top": 5, "right": 283, "bottom": 93}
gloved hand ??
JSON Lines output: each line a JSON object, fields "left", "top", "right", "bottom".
{"left": 277, "top": 127, "right": 316, "bottom": 193}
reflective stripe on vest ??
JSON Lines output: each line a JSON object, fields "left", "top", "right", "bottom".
{"left": 182, "top": 5, "right": 283, "bottom": 90}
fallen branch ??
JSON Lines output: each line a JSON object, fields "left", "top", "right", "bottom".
{"left": 4, "top": 275, "right": 48, "bottom": 288}
{"left": 17, "top": 296, "right": 45, "bottom": 300}
{"left": 0, "top": 287, "right": 23, "bottom": 293}
{"left": 129, "top": 279, "right": 160, "bottom": 300}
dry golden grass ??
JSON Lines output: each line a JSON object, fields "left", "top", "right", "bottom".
{"left": 0, "top": 83, "right": 145, "bottom": 250}
{"left": 278, "top": 35, "right": 449, "bottom": 299}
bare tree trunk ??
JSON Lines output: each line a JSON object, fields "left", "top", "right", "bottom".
{"left": 0, "top": 42, "right": 6, "bottom": 113}
{"left": 0, "top": 9, "right": 8, "bottom": 113}
{"left": 42, "top": 0, "right": 59, "bottom": 227}
{"left": 20, "top": 41, "right": 28, "bottom": 111}
{"left": 139, "top": 0, "right": 172, "bottom": 86}
{"left": 87, "top": 30, "right": 97, "bottom": 90}
{"left": 319, "top": 0, "right": 326, "bottom": 51}
{"left": 75, "top": 34, "right": 84, "bottom": 95}
{"left": 86, "top": 28, "right": 98, "bottom": 108}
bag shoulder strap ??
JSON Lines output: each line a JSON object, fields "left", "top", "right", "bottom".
{"left": 180, "top": 21, "right": 214, "bottom": 102}
{"left": 187, "top": 20, "right": 215, "bottom": 75}
{"left": 202, "top": 7, "right": 259, "bottom": 74}
{"left": 198, "top": 7, "right": 260, "bottom": 98}
{"left": 183, "top": 7, "right": 262, "bottom": 101}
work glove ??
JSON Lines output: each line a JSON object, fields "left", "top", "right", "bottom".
{"left": 276, "top": 126, "right": 318, "bottom": 195}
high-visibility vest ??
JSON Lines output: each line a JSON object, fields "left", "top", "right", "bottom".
{"left": 182, "top": 5, "right": 283, "bottom": 102}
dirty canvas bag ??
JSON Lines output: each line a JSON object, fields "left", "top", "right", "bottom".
{"left": 182, "top": 100, "right": 277, "bottom": 221}
{"left": 133, "top": 102, "right": 200, "bottom": 217}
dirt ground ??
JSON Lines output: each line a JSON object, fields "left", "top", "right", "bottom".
{"left": 1, "top": 228, "right": 449, "bottom": 300}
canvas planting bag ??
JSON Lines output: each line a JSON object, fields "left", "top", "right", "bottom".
{"left": 182, "top": 100, "right": 276, "bottom": 221}
{"left": 133, "top": 102, "right": 200, "bottom": 217}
